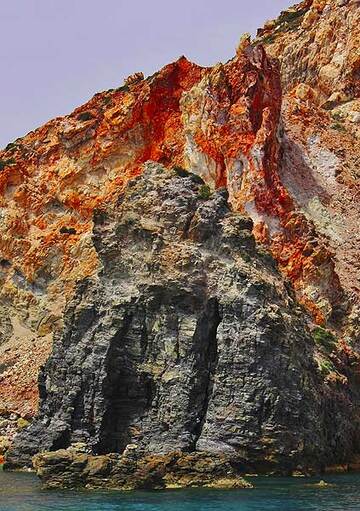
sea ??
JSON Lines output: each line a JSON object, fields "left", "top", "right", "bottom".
{"left": 0, "top": 471, "right": 359, "bottom": 511}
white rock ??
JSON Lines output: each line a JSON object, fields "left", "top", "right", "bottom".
{"left": 349, "top": 111, "right": 360, "bottom": 124}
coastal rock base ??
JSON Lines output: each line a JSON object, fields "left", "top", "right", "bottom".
{"left": 32, "top": 449, "right": 252, "bottom": 490}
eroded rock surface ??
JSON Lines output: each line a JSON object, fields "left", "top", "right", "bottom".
{"left": 258, "top": 0, "right": 359, "bottom": 101}
{"left": 1, "top": 0, "right": 360, "bottom": 487}
{"left": 7, "top": 166, "right": 360, "bottom": 478}
{"left": 2, "top": 6, "right": 359, "bottom": 417}
{"left": 258, "top": 0, "right": 360, "bottom": 327}
{"left": 32, "top": 449, "right": 252, "bottom": 490}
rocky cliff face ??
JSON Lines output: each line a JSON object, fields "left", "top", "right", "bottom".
{"left": 6, "top": 165, "right": 360, "bottom": 475}
{"left": 258, "top": 0, "right": 359, "bottom": 99}
{"left": 257, "top": 0, "right": 360, "bottom": 326}
{"left": 1, "top": 47, "right": 282, "bottom": 417}
{"left": 1, "top": 0, "right": 360, "bottom": 480}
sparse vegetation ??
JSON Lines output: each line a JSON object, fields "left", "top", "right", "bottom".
{"left": 17, "top": 417, "right": 30, "bottom": 429}
{"left": 5, "top": 142, "right": 17, "bottom": 152}
{"left": 173, "top": 165, "right": 190, "bottom": 178}
{"left": 198, "top": 184, "right": 211, "bottom": 200}
{"left": 146, "top": 70, "right": 160, "bottom": 83}
{"left": 115, "top": 84, "right": 130, "bottom": 93}
{"left": 258, "top": 8, "right": 307, "bottom": 45}
{"left": 318, "top": 357, "right": 348, "bottom": 385}
{"left": 277, "top": 8, "right": 307, "bottom": 25}
{"left": 319, "top": 358, "right": 336, "bottom": 377}
{"left": 261, "top": 34, "right": 276, "bottom": 45}
{"left": 313, "top": 327, "right": 337, "bottom": 352}
{"left": 241, "top": 252, "right": 251, "bottom": 263}
{"left": 172, "top": 166, "right": 205, "bottom": 185}
{"left": 0, "top": 158, "right": 16, "bottom": 171}
{"left": 270, "top": 8, "right": 308, "bottom": 35}
{"left": 190, "top": 173, "right": 205, "bottom": 185}
{"left": 331, "top": 122, "right": 346, "bottom": 133}
{"left": 331, "top": 111, "right": 343, "bottom": 121}
{"left": 77, "top": 111, "right": 95, "bottom": 122}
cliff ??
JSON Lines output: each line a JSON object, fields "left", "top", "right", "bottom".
{"left": 257, "top": 0, "right": 360, "bottom": 325}
{"left": 1, "top": 0, "right": 360, "bottom": 483}
{"left": 6, "top": 165, "right": 360, "bottom": 478}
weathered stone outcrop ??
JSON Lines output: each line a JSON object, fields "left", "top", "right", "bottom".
{"left": 32, "top": 448, "right": 252, "bottom": 490}
{"left": 258, "top": 0, "right": 360, "bottom": 101}
{"left": 6, "top": 166, "right": 360, "bottom": 480}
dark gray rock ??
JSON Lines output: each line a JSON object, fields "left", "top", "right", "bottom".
{"left": 6, "top": 163, "right": 360, "bottom": 474}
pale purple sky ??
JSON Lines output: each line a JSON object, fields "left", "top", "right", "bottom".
{"left": 0, "top": 0, "right": 292, "bottom": 148}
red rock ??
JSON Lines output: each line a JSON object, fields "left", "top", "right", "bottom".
{"left": 0, "top": 0, "right": 359, "bottom": 419}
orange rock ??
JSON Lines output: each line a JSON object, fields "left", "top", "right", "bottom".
{"left": 0, "top": 0, "right": 359, "bottom": 421}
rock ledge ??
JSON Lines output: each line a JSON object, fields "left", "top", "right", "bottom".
{"left": 33, "top": 448, "right": 252, "bottom": 490}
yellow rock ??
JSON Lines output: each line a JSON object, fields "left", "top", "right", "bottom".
{"left": 294, "top": 83, "right": 318, "bottom": 102}
{"left": 302, "top": 9, "right": 319, "bottom": 28}
{"left": 319, "top": 63, "right": 341, "bottom": 83}
{"left": 324, "top": 464, "right": 349, "bottom": 473}
{"left": 314, "top": 480, "right": 333, "bottom": 488}
{"left": 17, "top": 418, "right": 30, "bottom": 429}
{"left": 205, "top": 477, "right": 253, "bottom": 489}
{"left": 236, "top": 33, "right": 251, "bottom": 56}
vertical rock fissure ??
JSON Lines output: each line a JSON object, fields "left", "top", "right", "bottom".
{"left": 95, "top": 311, "right": 135, "bottom": 454}
{"left": 191, "top": 298, "right": 221, "bottom": 450}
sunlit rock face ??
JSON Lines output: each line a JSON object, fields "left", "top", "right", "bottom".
{"left": 258, "top": 0, "right": 360, "bottom": 328}
{"left": 258, "top": 0, "right": 360, "bottom": 101}
{"left": 0, "top": 0, "right": 359, "bottom": 420}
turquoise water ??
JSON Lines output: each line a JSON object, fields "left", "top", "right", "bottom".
{"left": 0, "top": 471, "right": 359, "bottom": 511}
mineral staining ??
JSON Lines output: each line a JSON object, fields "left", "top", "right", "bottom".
{"left": 1, "top": 0, "right": 360, "bottom": 490}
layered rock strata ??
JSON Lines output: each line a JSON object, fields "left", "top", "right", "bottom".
{"left": 1, "top": 0, "right": 360, "bottom": 488}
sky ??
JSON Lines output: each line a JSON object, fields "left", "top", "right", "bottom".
{"left": 0, "top": 0, "right": 292, "bottom": 149}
